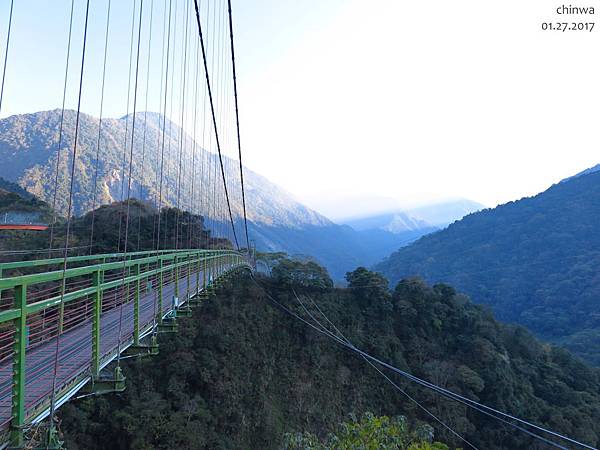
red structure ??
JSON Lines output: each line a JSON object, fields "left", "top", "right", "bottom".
{"left": 0, "top": 224, "right": 48, "bottom": 231}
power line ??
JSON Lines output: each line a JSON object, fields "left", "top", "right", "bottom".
{"left": 192, "top": 0, "right": 239, "bottom": 250}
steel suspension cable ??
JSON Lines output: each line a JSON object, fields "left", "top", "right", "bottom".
{"left": 251, "top": 277, "right": 593, "bottom": 450}
{"left": 208, "top": 0, "right": 217, "bottom": 248}
{"left": 291, "top": 288, "right": 479, "bottom": 450}
{"left": 116, "top": 0, "right": 145, "bottom": 367}
{"left": 48, "top": 0, "right": 75, "bottom": 255}
{"left": 187, "top": 32, "right": 198, "bottom": 249}
{"left": 0, "top": 0, "right": 14, "bottom": 116}
{"left": 193, "top": 0, "right": 239, "bottom": 250}
{"left": 198, "top": 0, "right": 209, "bottom": 248}
{"left": 151, "top": 0, "right": 170, "bottom": 333}
{"left": 226, "top": 0, "right": 250, "bottom": 251}
{"left": 174, "top": 0, "right": 190, "bottom": 251}
{"left": 152, "top": 0, "right": 169, "bottom": 254}
{"left": 136, "top": 0, "right": 155, "bottom": 251}
{"left": 47, "top": 1, "right": 90, "bottom": 444}
{"left": 164, "top": 0, "right": 178, "bottom": 250}
{"left": 155, "top": 0, "right": 173, "bottom": 253}
{"left": 89, "top": 0, "right": 112, "bottom": 255}
{"left": 117, "top": 0, "right": 139, "bottom": 252}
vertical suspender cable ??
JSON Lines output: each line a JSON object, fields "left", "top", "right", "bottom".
{"left": 198, "top": 1, "right": 209, "bottom": 248}
{"left": 48, "top": 0, "right": 75, "bottom": 255}
{"left": 188, "top": 32, "right": 200, "bottom": 249}
{"left": 151, "top": 0, "right": 169, "bottom": 332}
{"left": 174, "top": 0, "right": 190, "bottom": 250}
{"left": 151, "top": 0, "right": 168, "bottom": 253}
{"left": 0, "top": 0, "right": 14, "bottom": 115}
{"left": 89, "top": 0, "right": 112, "bottom": 255}
{"left": 117, "top": 0, "right": 144, "bottom": 366}
{"left": 156, "top": 0, "right": 173, "bottom": 253}
{"left": 47, "top": 0, "right": 90, "bottom": 442}
{"left": 193, "top": 0, "right": 239, "bottom": 250}
{"left": 117, "top": 1, "right": 139, "bottom": 252}
{"left": 227, "top": 0, "right": 250, "bottom": 251}
{"left": 137, "top": 0, "right": 155, "bottom": 251}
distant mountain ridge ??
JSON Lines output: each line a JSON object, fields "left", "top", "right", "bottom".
{"left": 561, "top": 163, "right": 600, "bottom": 183}
{"left": 407, "top": 198, "right": 485, "bottom": 227}
{"left": 0, "top": 109, "right": 329, "bottom": 230}
{"left": 343, "top": 198, "right": 484, "bottom": 235}
{"left": 374, "top": 169, "right": 600, "bottom": 364}
{"left": 343, "top": 210, "right": 432, "bottom": 233}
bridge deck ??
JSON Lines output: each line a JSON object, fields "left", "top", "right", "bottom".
{"left": 0, "top": 266, "right": 216, "bottom": 430}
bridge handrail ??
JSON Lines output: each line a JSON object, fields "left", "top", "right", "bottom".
{"left": 0, "top": 250, "right": 241, "bottom": 290}
{"left": 0, "top": 248, "right": 208, "bottom": 271}
{"left": 0, "top": 248, "right": 251, "bottom": 446}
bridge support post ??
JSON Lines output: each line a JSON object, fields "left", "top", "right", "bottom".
{"left": 195, "top": 251, "right": 201, "bottom": 297}
{"left": 10, "top": 284, "right": 27, "bottom": 448}
{"left": 133, "top": 263, "right": 140, "bottom": 346}
{"left": 174, "top": 255, "right": 180, "bottom": 300}
{"left": 91, "top": 269, "right": 103, "bottom": 378}
{"left": 185, "top": 253, "right": 191, "bottom": 302}
{"left": 157, "top": 258, "right": 163, "bottom": 325}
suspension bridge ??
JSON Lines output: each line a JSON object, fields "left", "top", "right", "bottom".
{"left": 0, "top": 0, "right": 254, "bottom": 447}
{"left": 0, "top": 1, "right": 597, "bottom": 450}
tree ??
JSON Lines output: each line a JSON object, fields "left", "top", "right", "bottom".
{"left": 271, "top": 259, "right": 334, "bottom": 290}
{"left": 282, "top": 413, "right": 451, "bottom": 450}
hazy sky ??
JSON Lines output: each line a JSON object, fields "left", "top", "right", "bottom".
{"left": 1, "top": 0, "right": 599, "bottom": 220}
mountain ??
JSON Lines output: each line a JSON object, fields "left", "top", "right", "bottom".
{"left": 374, "top": 170, "right": 600, "bottom": 364}
{"left": 251, "top": 222, "right": 432, "bottom": 279}
{"left": 406, "top": 198, "right": 485, "bottom": 227}
{"left": 561, "top": 163, "right": 600, "bottom": 183}
{"left": 0, "top": 110, "right": 329, "bottom": 227}
{"left": 341, "top": 198, "right": 483, "bottom": 235}
{"left": 0, "top": 110, "right": 411, "bottom": 279}
{"left": 343, "top": 210, "right": 432, "bottom": 233}
{"left": 59, "top": 263, "right": 600, "bottom": 450}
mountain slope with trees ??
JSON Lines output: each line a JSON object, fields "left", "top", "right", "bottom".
{"left": 375, "top": 169, "right": 600, "bottom": 364}
{"left": 59, "top": 260, "right": 600, "bottom": 450}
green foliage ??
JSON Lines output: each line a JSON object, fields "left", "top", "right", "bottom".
{"left": 283, "top": 413, "right": 450, "bottom": 450}
{"left": 375, "top": 171, "right": 600, "bottom": 365}
{"left": 59, "top": 262, "right": 600, "bottom": 450}
{"left": 272, "top": 258, "right": 334, "bottom": 290}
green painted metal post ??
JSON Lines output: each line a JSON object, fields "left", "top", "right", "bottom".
{"left": 133, "top": 264, "right": 140, "bottom": 346}
{"left": 91, "top": 269, "right": 103, "bottom": 378}
{"left": 186, "top": 254, "right": 191, "bottom": 300}
{"left": 195, "top": 251, "right": 201, "bottom": 296}
{"left": 157, "top": 258, "right": 163, "bottom": 325}
{"left": 174, "top": 255, "right": 179, "bottom": 299}
{"left": 203, "top": 253, "right": 207, "bottom": 292}
{"left": 10, "top": 284, "right": 27, "bottom": 447}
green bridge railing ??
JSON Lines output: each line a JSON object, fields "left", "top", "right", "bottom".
{"left": 0, "top": 248, "right": 251, "bottom": 448}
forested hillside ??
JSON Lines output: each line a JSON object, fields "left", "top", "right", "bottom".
{"left": 60, "top": 261, "right": 600, "bottom": 450}
{"left": 375, "top": 170, "right": 600, "bottom": 365}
